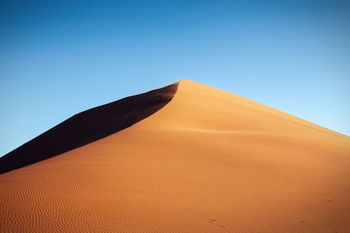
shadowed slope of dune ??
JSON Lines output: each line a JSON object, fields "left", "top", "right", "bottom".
{"left": 0, "top": 80, "right": 349, "bottom": 233}
{"left": 0, "top": 83, "right": 178, "bottom": 174}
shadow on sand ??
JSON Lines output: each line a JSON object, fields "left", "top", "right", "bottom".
{"left": 0, "top": 82, "right": 178, "bottom": 174}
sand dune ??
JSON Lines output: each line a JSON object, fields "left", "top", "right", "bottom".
{"left": 1, "top": 79, "right": 349, "bottom": 233}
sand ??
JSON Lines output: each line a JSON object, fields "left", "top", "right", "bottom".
{"left": 1, "top": 79, "right": 349, "bottom": 233}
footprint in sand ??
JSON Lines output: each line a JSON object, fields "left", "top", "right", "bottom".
{"left": 208, "top": 219, "right": 225, "bottom": 228}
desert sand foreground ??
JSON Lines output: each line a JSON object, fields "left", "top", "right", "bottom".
{"left": 1, "top": 79, "right": 350, "bottom": 233}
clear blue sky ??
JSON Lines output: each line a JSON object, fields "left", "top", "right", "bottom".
{"left": 1, "top": 0, "right": 349, "bottom": 156}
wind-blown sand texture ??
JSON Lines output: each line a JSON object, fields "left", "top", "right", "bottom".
{"left": 1, "top": 79, "right": 349, "bottom": 233}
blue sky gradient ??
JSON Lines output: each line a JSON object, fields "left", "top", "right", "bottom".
{"left": 1, "top": 0, "right": 349, "bottom": 155}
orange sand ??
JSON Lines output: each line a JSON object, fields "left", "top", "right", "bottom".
{"left": 1, "top": 79, "right": 350, "bottom": 232}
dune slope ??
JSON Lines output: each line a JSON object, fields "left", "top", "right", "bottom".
{"left": 0, "top": 79, "right": 349, "bottom": 233}
{"left": 0, "top": 83, "right": 178, "bottom": 174}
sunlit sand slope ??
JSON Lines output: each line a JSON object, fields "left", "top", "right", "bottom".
{"left": 1, "top": 79, "right": 349, "bottom": 233}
